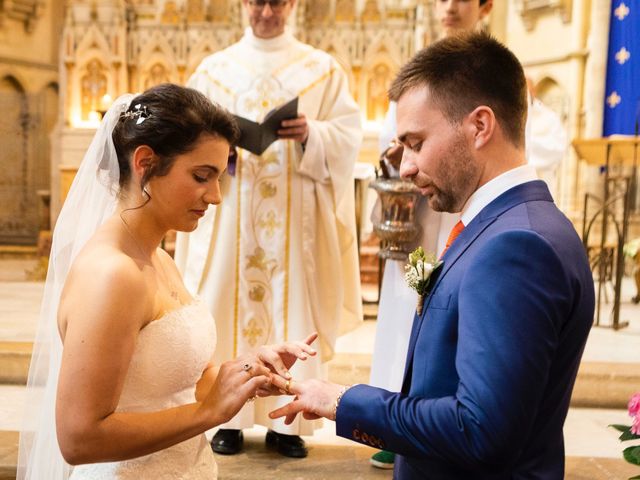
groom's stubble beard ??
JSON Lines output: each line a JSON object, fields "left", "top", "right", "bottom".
{"left": 427, "top": 131, "right": 478, "bottom": 214}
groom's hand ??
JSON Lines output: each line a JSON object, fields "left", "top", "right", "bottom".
{"left": 268, "top": 377, "right": 344, "bottom": 424}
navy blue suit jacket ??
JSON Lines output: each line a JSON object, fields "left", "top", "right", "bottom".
{"left": 336, "top": 181, "right": 594, "bottom": 479}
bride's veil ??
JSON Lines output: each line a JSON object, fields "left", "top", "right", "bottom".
{"left": 17, "top": 94, "right": 135, "bottom": 479}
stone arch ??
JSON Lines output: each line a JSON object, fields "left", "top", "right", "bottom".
{"left": 78, "top": 58, "right": 109, "bottom": 122}
{"left": 365, "top": 62, "right": 393, "bottom": 121}
{"left": 141, "top": 60, "right": 174, "bottom": 89}
{"left": 187, "top": 34, "right": 223, "bottom": 76}
{"left": 361, "top": 43, "right": 400, "bottom": 122}
{"left": 75, "top": 24, "right": 111, "bottom": 62}
{"left": 362, "top": 35, "right": 402, "bottom": 69}
{"left": 0, "top": 75, "right": 35, "bottom": 244}
{"left": 0, "top": 69, "right": 28, "bottom": 93}
{"left": 535, "top": 76, "right": 570, "bottom": 122}
{"left": 139, "top": 30, "right": 177, "bottom": 64}
{"left": 321, "top": 41, "right": 355, "bottom": 95}
{"left": 69, "top": 25, "right": 112, "bottom": 125}
{"left": 136, "top": 32, "right": 179, "bottom": 90}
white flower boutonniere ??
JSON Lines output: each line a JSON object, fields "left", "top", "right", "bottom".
{"left": 404, "top": 246, "right": 443, "bottom": 315}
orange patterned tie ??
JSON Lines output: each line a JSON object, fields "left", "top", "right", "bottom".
{"left": 440, "top": 220, "right": 465, "bottom": 258}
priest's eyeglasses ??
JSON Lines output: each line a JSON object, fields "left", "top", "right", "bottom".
{"left": 248, "top": 0, "right": 290, "bottom": 12}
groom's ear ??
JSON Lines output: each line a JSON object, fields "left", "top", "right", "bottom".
{"left": 131, "top": 145, "right": 157, "bottom": 179}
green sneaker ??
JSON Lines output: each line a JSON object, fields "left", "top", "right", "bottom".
{"left": 370, "top": 449, "right": 395, "bottom": 469}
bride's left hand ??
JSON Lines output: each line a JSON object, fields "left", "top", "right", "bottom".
{"left": 254, "top": 333, "right": 318, "bottom": 397}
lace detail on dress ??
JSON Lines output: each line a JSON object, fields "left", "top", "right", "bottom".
{"left": 69, "top": 300, "right": 218, "bottom": 479}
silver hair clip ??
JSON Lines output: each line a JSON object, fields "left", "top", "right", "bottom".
{"left": 121, "top": 103, "right": 151, "bottom": 125}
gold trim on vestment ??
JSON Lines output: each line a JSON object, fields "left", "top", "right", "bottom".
{"left": 206, "top": 72, "right": 235, "bottom": 98}
{"left": 272, "top": 51, "right": 314, "bottom": 77}
{"left": 283, "top": 142, "right": 293, "bottom": 341}
{"left": 298, "top": 67, "right": 336, "bottom": 97}
{"left": 233, "top": 150, "right": 243, "bottom": 357}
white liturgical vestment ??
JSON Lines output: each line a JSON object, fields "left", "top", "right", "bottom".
{"left": 175, "top": 28, "right": 363, "bottom": 434}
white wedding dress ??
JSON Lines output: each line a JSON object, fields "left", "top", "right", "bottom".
{"left": 69, "top": 299, "right": 218, "bottom": 479}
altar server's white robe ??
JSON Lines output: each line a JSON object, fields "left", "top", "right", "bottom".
{"left": 175, "top": 28, "right": 363, "bottom": 435}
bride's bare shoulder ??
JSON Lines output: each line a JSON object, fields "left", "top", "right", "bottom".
{"left": 62, "top": 237, "right": 148, "bottom": 309}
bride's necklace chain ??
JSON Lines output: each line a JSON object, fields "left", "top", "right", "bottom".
{"left": 120, "top": 216, "right": 179, "bottom": 301}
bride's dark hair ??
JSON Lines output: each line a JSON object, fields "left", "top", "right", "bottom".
{"left": 112, "top": 83, "right": 239, "bottom": 190}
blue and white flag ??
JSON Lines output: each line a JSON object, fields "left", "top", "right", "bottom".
{"left": 603, "top": 0, "right": 639, "bottom": 135}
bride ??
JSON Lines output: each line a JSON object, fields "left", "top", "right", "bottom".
{"left": 17, "top": 83, "right": 316, "bottom": 479}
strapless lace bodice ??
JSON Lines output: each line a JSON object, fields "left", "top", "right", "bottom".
{"left": 70, "top": 300, "right": 218, "bottom": 479}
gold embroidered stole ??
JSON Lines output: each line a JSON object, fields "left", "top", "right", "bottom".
{"left": 208, "top": 48, "right": 336, "bottom": 355}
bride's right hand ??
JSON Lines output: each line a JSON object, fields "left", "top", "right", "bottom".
{"left": 200, "top": 356, "right": 271, "bottom": 425}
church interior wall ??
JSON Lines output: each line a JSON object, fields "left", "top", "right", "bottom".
{"left": 0, "top": 0, "right": 63, "bottom": 67}
{"left": 500, "top": 0, "right": 602, "bottom": 218}
{"left": 0, "top": 0, "right": 620, "bottom": 245}
{"left": 0, "top": 0, "right": 62, "bottom": 245}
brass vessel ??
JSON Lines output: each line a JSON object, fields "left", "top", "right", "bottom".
{"left": 369, "top": 178, "right": 422, "bottom": 260}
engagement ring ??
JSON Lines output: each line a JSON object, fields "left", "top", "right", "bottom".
{"left": 242, "top": 363, "right": 252, "bottom": 372}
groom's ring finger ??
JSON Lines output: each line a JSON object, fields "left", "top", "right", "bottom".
{"left": 284, "top": 379, "right": 293, "bottom": 395}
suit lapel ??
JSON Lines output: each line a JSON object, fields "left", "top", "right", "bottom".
{"left": 400, "top": 181, "right": 553, "bottom": 392}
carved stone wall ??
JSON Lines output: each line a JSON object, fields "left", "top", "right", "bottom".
{"left": 53, "top": 0, "right": 609, "bottom": 221}
{"left": 60, "top": 0, "right": 434, "bottom": 127}
{"left": 54, "top": 0, "right": 437, "bottom": 215}
{"left": 296, "top": 0, "right": 434, "bottom": 121}
{"left": 0, "top": 0, "right": 60, "bottom": 245}
{"left": 0, "top": 0, "right": 44, "bottom": 33}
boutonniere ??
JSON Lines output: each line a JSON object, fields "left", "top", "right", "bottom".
{"left": 404, "top": 246, "right": 443, "bottom": 315}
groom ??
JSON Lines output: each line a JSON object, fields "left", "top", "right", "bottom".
{"left": 270, "top": 32, "right": 595, "bottom": 479}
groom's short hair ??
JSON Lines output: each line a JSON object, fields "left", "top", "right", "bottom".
{"left": 388, "top": 32, "right": 527, "bottom": 148}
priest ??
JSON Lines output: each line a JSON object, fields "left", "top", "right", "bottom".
{"left": 175, "top": 0, "right": 363, "bottom": 460}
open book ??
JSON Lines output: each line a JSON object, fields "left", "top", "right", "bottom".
{"left": 233, "top": 97, "right": 299, "bottom": 155}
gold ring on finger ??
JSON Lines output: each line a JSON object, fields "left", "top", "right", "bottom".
{"left": 284, "top": 379, "right": 292, "bottom": 395}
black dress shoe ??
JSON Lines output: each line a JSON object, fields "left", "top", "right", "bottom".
{"left": 265, "top": 429, "right": 308, "bottom": 458}
{"left": 211, "top": 429, "right": 243, "bottom": 455}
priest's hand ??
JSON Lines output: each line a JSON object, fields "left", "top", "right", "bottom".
{"left": 268, "top": 377, "right": 346, "bottom": 424}
{"left": 278, "top": 113, "right": 309, "bottom": 145}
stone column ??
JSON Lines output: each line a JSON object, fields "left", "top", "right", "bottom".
{"left": 581, "top": 0, "right": 611, "bottom": 215}
{"left": 583, "top": 0, "right": 611, "bottom": 138}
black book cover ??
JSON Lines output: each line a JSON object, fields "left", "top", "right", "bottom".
{"left": 233, "top": 97, "right": 299, "bottom": 155}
